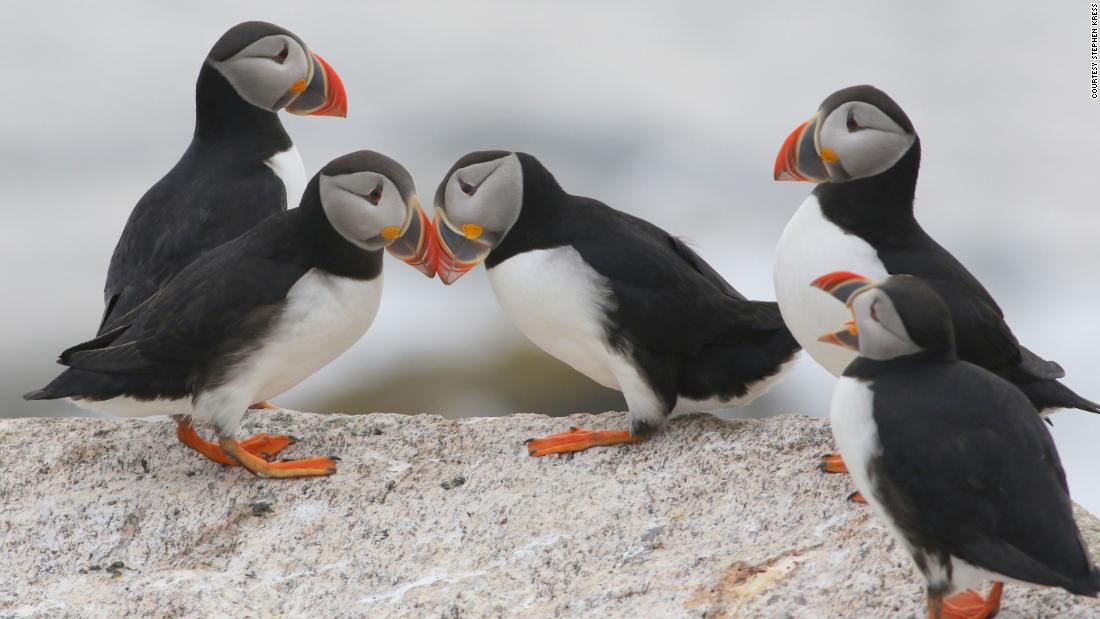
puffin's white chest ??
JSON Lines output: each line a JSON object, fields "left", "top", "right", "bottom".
{"left": 242, "top": 268, "right": 383, "bottom": 403}
{"left": 487, "top": 247, "right": 622, "bottom": 390}
{"left": 774, "top": 195, "right": 889, "bottom": 375}
{"left": 265, "top": 145, "right": 307, "bottom": 209}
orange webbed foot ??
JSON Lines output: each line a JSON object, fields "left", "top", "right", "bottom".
{"left": 939, "top": 582, "right": 1003, "bottom": 619}
{"left": 525, "top": 426, "right": 642, "bottom": 457}
{"left": 219, "top": 438, "right": 337, "bottom": 479}
{"left": 237, "top": 433, "right": 298, "bottom": 460}
{"left": 847, "top": 490, "right": 867, "bottom": 504}
{"left": 248, "top": 401, "right": 279, "bottom": 410}
{"left": 819, "top": 452, "right": 849, "bottom": 474}
{"left": 176, "top": 422, "right": 296, "bottom": 465}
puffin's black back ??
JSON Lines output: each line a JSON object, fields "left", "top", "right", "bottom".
{"left": 846, "top": 356, "right": 1100, "bottom": 594}
{"left": 488, "top": 154, "right": 800, "bottom": 416}
{"left": 100, "top": 52, "right": 294, "bottom": 334}
{"left": 814, "top": 115, "right": 1097, "bottom": 414}
{"left": 27, "top": 175, "right": 382, "bottom": 403}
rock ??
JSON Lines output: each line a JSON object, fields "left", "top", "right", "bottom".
{"left": 1, "top": 411, "right": 1097, "bottom": 618}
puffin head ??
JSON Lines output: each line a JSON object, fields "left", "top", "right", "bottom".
{"left": 316, "top": 151, "right": 434, "bottom": 272}
{"left": 810, "top": 271, "right": 955, "bottom": 361}
{"left": 774, "top": 85, "right": 916, "bottom": 184}
{"left": 207, "top": 21, "right": 347, "bottom": 117}
{"left": 431, "top": 151, "right": 524, "bottom": 285}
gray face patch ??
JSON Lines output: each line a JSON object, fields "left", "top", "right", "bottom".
{"left": 437, "top": 153, "right": 523, "bottom": 250}
{"left": 211, "top": 34, "right": 312, "bottom": 112}
{"left": 852, "top": 289, "right": 923, "bottom": 360}
{"left": 818, "top": 101, "right": 915, "bottom": 182}
{"left": 320, "top": 172, "right": 411, "bottom": 251}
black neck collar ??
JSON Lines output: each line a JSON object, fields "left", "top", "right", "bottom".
{"left": 192, "top": 63, "right": 292, "bottom": 156}
{"left": 842, "top": 345, "right": 955, "bottom": 379}
{"left": 813, "top": 140, "right": 922, "bottom": 244}
{"left": 485, "top": 153, "right": 569, "bottom": 268}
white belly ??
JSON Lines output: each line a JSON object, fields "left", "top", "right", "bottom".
{"left": 68, "top": 269, "right": 381, "bottom": 428}
{"left": 774, "top": 195, "right": 889, "bottom": 376}
{"left": 488, "top": 248, "right": 622, "bottom": 390}
{"left": 265, "top": 145, "right": 307, "bottom": 209}
{"left": 245, "top": 269, "right": 382, "bottom": 403}
{"left": 199, "top": 269, "right": 383, "bottom": 433}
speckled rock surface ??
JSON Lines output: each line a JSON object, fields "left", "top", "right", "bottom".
{"left": 1, "top": 411, "right": 1098, "bottom": 618}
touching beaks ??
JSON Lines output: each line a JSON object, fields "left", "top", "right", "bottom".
{"left": 774, "top": 112, "right": 828, "bottom": 182}
{"left": 287, "top": 52, "right": 348, "bottom": 117}
{"left": 385, "top": 197, "right": 438, "bottom": 278}
{"left": 811, "top": 271, "right": 877, "bottom": 351}
{"left": 432, "top": 212, "right": 493, "bottom": 286}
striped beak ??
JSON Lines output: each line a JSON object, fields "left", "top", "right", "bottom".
{"left": 286, "top": 52, "right": 347, "bottom": 117}
{"left": 811, "top": 271, "right": 877, "bottom": 350}
{"left": 385, "top": 197, "right": 438, "bottom": 277}
{"left": 774, "top": 113, "right": 828, "bottom": 182}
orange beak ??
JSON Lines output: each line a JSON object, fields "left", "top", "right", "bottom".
{"left": 286, "top": 52, "right": 348, "bottom": 118}
{"left": 773, "top": 113, "right": 828, "bottom": 182}
{"left": 385, "top": 200, "right": 439, "bottom": 278}
{"left": 811, "top": 271, "right": 877, "bottom": 351}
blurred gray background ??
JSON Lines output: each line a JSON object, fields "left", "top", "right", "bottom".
{"left": 4, "top": 2, "right": 1099, "bottom": 510}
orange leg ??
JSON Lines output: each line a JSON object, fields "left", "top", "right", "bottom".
{"left": 218, "top": 437, "right": 338, "bottom": 478}
{"left": 249, "top": 401, "right": 279, "bottom": 410}
{"left": 939, "top": 582, "right": 1004, "bottom": 619}
{"left": 819, "top": 452, "right": 849, "bottom": 474}
{"left": 526, "top": 426, "right": 643, "bottom": 457}
{"left": 175, "top": 421, "right": 295, "bottom": 466}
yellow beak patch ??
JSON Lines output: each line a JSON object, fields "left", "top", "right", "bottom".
{"left": 821, "top": 147, "right": 839, "bottom": 164}
{"left": 289, "top": 79, "right": 307, "bottom": 94}
{"left": 381, "top": 226, "right": 401, "bottom": 240}
{"left": 462, "top": 223, "right": 484, "bottom": 240}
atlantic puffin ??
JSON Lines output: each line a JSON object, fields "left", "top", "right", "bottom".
{"left": 100, "top": 21, "right": 435, "bottom": 333}
{"left": 815, "top": 271, "right": 1100, "bottom": 619}
{"left": 26, "top": 151, "right": 421, "bottom": 478}
{"left": 772, "top": 85, "right": 1098, "bottom": 475}
{"left": 431, "top": 151, "right": 801, "bottom": 455}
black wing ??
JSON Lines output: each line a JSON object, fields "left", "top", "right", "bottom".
{"left": 567, "top": 198, "right": 783, "bottom": 357}
{"left": 101, "top": 149, "right": 287, "bottom": 333}
{"left": 872, "top": 362, "right": 1098, "bottom": 593}
{"left": 70, "top": 212, "right": 307, "bottom": 377}
{"left": 879, "top": 231, "right": 1063, "bottom": 380}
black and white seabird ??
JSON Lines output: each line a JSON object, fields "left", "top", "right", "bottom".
{"left": 430, "top": 151, "right": 801, "bottom": 455}
{"left": 26, "top": 151, "right": 421, "bottom": 478}
{"left": 100, "top": 21, "right": 433, "bottom": 333}
{"left": 814, "top": 271, "right": 1100, "bottom": 618}
{"left": 772, "top": 85, "right": 1099, "bottom": 475}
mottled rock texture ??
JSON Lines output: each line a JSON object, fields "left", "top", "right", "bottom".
{"left": 1, "top": 411, "right": 1098, "bottom": 618}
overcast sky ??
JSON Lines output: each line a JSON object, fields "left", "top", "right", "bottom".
{"left": 3, "top": 2, "right": 1099, "bottom": 510}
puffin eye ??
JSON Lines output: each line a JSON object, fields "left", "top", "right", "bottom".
{"left": 366, "top": 184, "right": 383, "bottom": 206}
{"left": 458, "top": 178, "right": 477, "bottom": 196}
{"left": 870, "top": 301, "right": 879, "bottom": 321}
{"left": 846, "top": 108, "right": 863, "bottom": 133}
{"left": 273, "top": 42, "right": 289, "bottom": 65}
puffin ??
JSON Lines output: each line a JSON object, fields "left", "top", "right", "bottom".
{"left": 815, "top": 271, "right": 1100, "bottom": 619}
{"left": 25, "top": 151, "right": 421, "bottom": 478}
{"left": 100, "top": 21, "right": 433, "bottom": 333}
{"left": 772, "top": 85, "right": 1098, "bottom": 475}
{"left": 431, "top": 151, "right": 801, "bottom": 456}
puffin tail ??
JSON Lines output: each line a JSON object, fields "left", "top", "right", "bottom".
{"left": 1015, "top": 378, "right": 1100, "bottom": 415}
{"left": 23, "top": 370, "right": 81, "bottom": 401}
